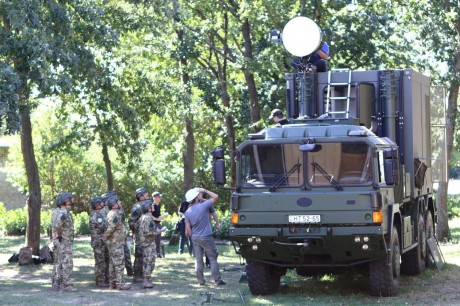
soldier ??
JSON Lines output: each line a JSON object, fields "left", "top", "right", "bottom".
{"left": 53, "top": 192, "right": 77, "bottom": 292}
{"left": 51, "top": 193, "right": 65, "bottom": 290}
{"left": 102, "top": 195, "right": 131, "bottom": 290}
{"left": 139, "top": 199, "right": 161, "bottom": 288}
{"left": 102, "top": 191, "right": 133, "bottom": 277}
{"left": 100, "top": 191, "right": 112, "bottom": 286}
{"left": 89, "top": 196, "right": 109, "bottom": 288}
{"left": 128, "top": 187, "right": 149, "bottom": 282}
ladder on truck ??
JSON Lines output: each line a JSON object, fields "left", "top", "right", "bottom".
{"left": 325, "top": 68, "right": 352, "bottom": 118}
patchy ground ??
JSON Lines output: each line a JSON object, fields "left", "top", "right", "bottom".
{"left": 0, "top": 236, "right": 459, "bottom": 305}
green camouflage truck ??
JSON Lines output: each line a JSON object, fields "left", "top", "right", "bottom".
{"left": 212, "top": 17, "right": 437, "bottom": 297}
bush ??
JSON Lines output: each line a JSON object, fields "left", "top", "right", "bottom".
{"left": 41, "top": 210, "right": 52, "bottom": 236}
{"left": 448, "top": 196, "right": 460, "bottom": 219}
{"left": 213, "top": 210, "right": 231, "bottom": 239}
{"left": 160, "top": 213, "right": 180, "bottom": 238}
{"left": 1, "top": 206, "right": 28, "bottom": 235}
{"left": 73, "top": 211, "right": 90, "bottom": 235}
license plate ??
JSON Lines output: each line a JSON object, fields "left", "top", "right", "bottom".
{"left": 288, "top": 215, "right": 321, "bottom": 224}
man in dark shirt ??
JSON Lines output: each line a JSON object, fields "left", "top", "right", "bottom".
{"left": 270, "top": 109, "right": 289, "bottom": 125}
{"left": 151, "top": 191, "right": 168, "bottom": 257}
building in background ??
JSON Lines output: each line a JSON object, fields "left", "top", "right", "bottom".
{"left": 0, "top": 138, "right": 27, "bottom": 210}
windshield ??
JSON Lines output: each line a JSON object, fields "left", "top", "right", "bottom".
{"left": 240, "top": 142, "right": 373, "bottom": 188}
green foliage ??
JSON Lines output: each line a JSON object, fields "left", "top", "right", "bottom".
{"left": 213, "top": 209, "right": 231, "bottom": 239}
{"left": 0, "top": 205, "right": 91, "bottom": 236}
{"left": 40, "top": 210, "right": 52, "bottom": 236}
{"left": 0, "top": 205, "right": 27, "bottom": 236}
{"left": 73, "top": 212, "right": 90, "bottom": 236}
{"left": 448, "top": 196, "right": 460, "bottom": 219}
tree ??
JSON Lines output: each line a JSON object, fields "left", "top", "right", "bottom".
{"left": 409, "top": 0, "right": 460, "bottom": 240}
{"left": 0, "top": 0, "right": 118, "bottom": 254}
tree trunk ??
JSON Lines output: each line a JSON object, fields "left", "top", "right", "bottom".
{"left": 101, "top": 142, "right": 114, "bottom": 191}
{"left": 20, "top": 106, "right": 41, "bottom": 255}
{"left": 184, "top": 116, "right": 195, "bottom": 192}
{"left": 436, "top": 182, "right": 449, "bottom": 240}
{"left": 437, "top": 14, "right": 460, "bottom": 240}
{"left": 218, "top": 81, "right": 236, "bottom": 187}
{"left": 241, "top": 18, "right": 261, "bottom": 131}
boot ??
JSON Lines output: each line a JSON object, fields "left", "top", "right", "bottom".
{"left": 116, "top": 283, "right": 131, "bottom": 290}
{"left": 143, "top": 277, "right": 154, "bottom": 289}
{"left": 62, "top": 285, "right": 78, "bottom": 292}
{"left": 133, "top": 275, "right": 143, "bottom": 283}
{"left": 96, "top": 280, "right": 109, "bottom": 288}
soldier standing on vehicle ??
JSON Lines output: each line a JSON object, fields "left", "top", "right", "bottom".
{"left": 185, "top": 187, "right": 226, "bottom": 286}
{"left": 51, "top": 193, "right": 65, "bottom": 290}
{"left": 270, "top": 109, "right": 289, "bottom": 125}
{"left": 52, "top": 192, "right": 77, "bottom": 292}
{"left": 89, "top": 196, "right": 109, "bottom": 288}
{"left": 139, "top": 199, "right": 162, "bottom": 288}
{"left": 151, "top": 191, "right": 168, "bottom": 258}
{"left": 129, "top": 187, "right": 150, "bottom": 282}
{"left": 102, "top": 195, "right": 131, "bottom": 290}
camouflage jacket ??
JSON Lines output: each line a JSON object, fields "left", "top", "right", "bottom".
{"left": 139, "top": 213, "right": 157, "bottom": 246}
{"left": 51, "top": 207, "right": 65, "bottom": 239}
{"left": 89, "top": 210, "right": 107, "bottom": 247}
{"left": 105, "top": 209, "right": 126, "bottom": 245}
{"left": 53, "top": 208, "right": 74, "bottom": 242}
{"left": 101, "top": 205, "right": 109, "bottom": 218}
{"left": 128, "top": 201, "right": 142, "bottom": 232}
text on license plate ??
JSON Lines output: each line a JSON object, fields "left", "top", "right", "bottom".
{"left": 288, "top": 215, "right": 321, "bottom": 224}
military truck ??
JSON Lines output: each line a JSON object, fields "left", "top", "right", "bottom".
{"left": 212, "top": 17, "right": 437, "bottom": 297}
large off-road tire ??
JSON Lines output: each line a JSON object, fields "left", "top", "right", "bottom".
{"left": 246, "top": 260, "right": 281, "bottom": 295}
{"left": 369, "top": 225, "right": 401, "bottom": 297}
{"left": 425, "top": 210, "right": 436, "bottom": 267}
{"left": 401, "top": 213, "right": 426, "bottom": 275}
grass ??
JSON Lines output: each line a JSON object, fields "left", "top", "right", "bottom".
{"left": 1, "top": 219, "right": 460, "bottom": 305}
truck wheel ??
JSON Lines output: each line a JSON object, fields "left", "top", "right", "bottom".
{"left": 401, "top": 213, "right": 426, "bottom": 275}
{"left": 246, "top": 260, "right": 281, "bottom": 295}
{"left": 425, "top": 210, "right": 435, "bottom": 267}
{"left": 369, "top": 225, "right": 400, "bottom": 297}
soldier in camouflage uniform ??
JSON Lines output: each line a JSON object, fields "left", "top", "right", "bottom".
{"left": 102, "top": 195, "right": 131, "bottom": 290}
{"left": 139, "top": 199, "right": 161, "bottom": 288}
{"left": 89, "top": 196, "right": 109, "bottom": 288}
{"left": 52, "top": 192, "right": 77, "bottom": 292}
{"left": 101, "top": 191, "right": 134, "bottom": 276}
{"left": 128, "top": 187, "right": 149, "bottom": 282}
{"left": 100, "top": 191, "right": 113, "bottom": 285}
{"left": 51, "top": 193, "right": 66, "bottom": 290}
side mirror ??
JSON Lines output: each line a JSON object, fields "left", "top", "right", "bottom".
{"left": 384, "top": 159, "right": 399, "bottom": 186}
{"left": 212, "top": 147, "right": 226, "bottom": 185}
{"left": 212, "top": 147, "right": 224, "bottom": 160}
{"left": 213, "top": 160, "right": 226, "bottom": 185}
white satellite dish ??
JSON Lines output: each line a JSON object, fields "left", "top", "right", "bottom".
{"left": 282, "top": 17, "right": 322, "bottom": 57}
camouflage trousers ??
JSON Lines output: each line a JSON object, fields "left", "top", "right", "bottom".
{"left": 107, "top": 242, "right": 125, "bottom": 286}
{"left": 92, "top": 242, "right": 107, "bottom": 285}
{"left": 59, "top": 240, "right": 74, "bottom": 287}
{"left": 142, "top": 241, "right": 157, "bottom": 278}
{"left": 104, "top": 245, "right": 110, "bottom": 283}
{"left": 133, "top": 232, "right": 143, "bottom": 277}
{"left": 51, "top": 240, "right": 61, "bottom": 286}
{"left": 124, "top": 241, "right": 133, "bottom": 275}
